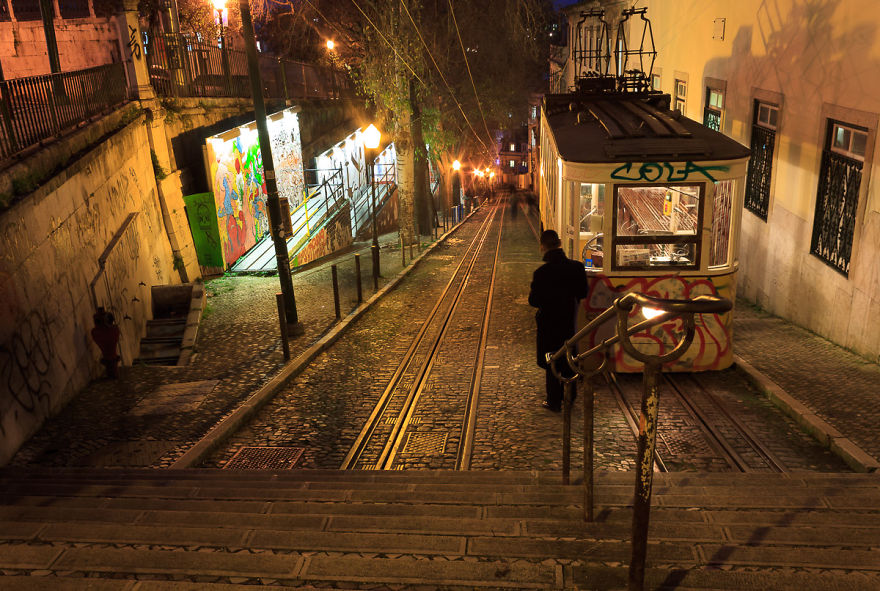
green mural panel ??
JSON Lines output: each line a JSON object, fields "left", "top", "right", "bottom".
{"left": 183, "top": 192, "right": 224, "bottom": 268}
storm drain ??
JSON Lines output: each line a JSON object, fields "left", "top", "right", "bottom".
{"left": 402, "top": 432, "right": 447, "bottom": 455}
{"left": 224, "top": 446, "right": 304, "bottom": 470}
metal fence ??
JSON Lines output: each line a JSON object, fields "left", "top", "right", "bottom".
{"left": 144, "top": 33, "right": 352, "bottom": 101}
{"left": 0, "top": 62, "right": 129, "bottom": 161}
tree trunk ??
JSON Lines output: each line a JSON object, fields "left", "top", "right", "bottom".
{"left": 410, "top": 77, "right": 434, "bottom": 235}
{"left": 395, "top": 108, "right": 417, "bottom": 249}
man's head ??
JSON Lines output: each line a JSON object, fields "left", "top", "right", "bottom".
{"left": 540, "top": 229, "right": 561, "bottom": 253}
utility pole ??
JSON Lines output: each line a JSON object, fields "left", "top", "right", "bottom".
{"left": 239, "top": 0, "right": 301, "bottom": 331}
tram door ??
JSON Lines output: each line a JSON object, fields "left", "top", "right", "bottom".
{"left": 562, "top": 182, "right": 578, "bottom": 260}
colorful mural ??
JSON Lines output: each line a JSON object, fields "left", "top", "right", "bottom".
{"left": 205, "top": 109, "right": 304, "bottom": 269}
{"left": 581, "top": 273, "right": 737, "bottom": 372}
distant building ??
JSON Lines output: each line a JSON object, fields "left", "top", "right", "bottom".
{"left": 498, "top": 127, "right": 529, "bottom": 188}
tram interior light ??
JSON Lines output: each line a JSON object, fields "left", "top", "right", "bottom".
{"left": 642, "top": 306, "right": 664, "bottom": 320}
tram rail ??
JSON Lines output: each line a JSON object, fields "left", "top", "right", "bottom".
{"left": 340, "top": 200, "right": 505, "bottom": 470}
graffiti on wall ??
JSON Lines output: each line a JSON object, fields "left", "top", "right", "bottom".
{"left": 582, "top": 273, "right": 736, "bottom": 372}
{"left": 183, "top": 193, "right": 224, "bottom": 269}
{"left": 292, "top": 205, "right": 352, "bottom": 267}
{"left": 206, "top": 109, "right": 304, "bottom": 268}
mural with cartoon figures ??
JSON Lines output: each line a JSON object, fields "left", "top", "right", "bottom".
{"left": 205, "top": 109, "right": 304, "bottom": 269}
{"left": 581, "top": 273, "right": 736, "bottom": 372}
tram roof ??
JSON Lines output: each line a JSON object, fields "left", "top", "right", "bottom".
{"left": 543, "top": 92, "right": 750, "bottom": 163}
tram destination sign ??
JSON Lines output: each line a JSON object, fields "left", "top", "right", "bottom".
{"left": 610, "top": 161, "right": 730, "bottom": 183}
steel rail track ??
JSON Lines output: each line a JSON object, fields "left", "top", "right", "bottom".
{"left": 455, "top": 198, "right": 506, "bottom": 470}
{"left": 665, "top": 374, "right": 788, "bottom": 473}
{"left": 339, "top": 204, "right": 501, "bottom": 470}
{"left": 605, "top": 373, "right": 669, "bottom": 473}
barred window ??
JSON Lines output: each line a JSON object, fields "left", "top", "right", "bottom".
{"left": 674, "top": 79, "right": 687, "bottom": 112}
{"left": 703, "top": 88, "right": 723, "bottom": 131}
{"left": 810, "top": 120, "right": 868, "bottom": 276}
{"left": 10, "top": 0, "right": 42, "bottom": 20}
{"left": 744, "top": 100, "right": 779, "bottom": 221}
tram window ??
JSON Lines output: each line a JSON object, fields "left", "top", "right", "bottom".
{"left": 579, "top": 183, "right": 605, "bottom": 233}
{"left": 613, "top": 184, "right": 703, "bottom": 270}
{"left": 709, "top": 180, "right": 734, "bottom": 268}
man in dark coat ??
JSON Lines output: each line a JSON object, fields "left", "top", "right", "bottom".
{"left": 528, "top": 230, "right": 588, "bottom": 411}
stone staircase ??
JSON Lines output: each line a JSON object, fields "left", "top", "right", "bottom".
{"left": 136, "top": 282, "right": 205, "bottom": 366}
{"left": 0, "top": 469, "right": 878, "bottom": 589}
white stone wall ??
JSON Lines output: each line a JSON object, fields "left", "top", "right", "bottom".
{"left": 0, "top": 19, "right": 121, "bottom": 79}
{"left": 567, "top": 0, "right": 880, "bottom": 361}
{"left": 0, "top": 116, "right": 175, "bottom": 464}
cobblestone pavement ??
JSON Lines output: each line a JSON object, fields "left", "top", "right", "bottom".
{"left": 734, "top": 303, "right": 880, "bottom": 464}
{"left": 9, "top": 197, "right": 879, "bottom": 473}
{"left": 10, "top": 229, "right": 433, "bottom": 468}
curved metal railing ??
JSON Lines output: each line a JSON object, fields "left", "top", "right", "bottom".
{"left": 545, "top": 291, "right": 732, "bottom": 591}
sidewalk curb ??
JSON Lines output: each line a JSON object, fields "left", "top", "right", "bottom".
{"left": 733, "top": 354, "right": 880, "bottom": 473}
{"left": 170, "top": 215, "right": 476, "bottom": 469}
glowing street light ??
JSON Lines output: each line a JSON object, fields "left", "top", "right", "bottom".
{"left": 326, "top": 39, "right": 335, "bottom": 50}
{"left": 213, "top": 0, "right": 231, "bottom": 92}
{"left": 452, "top": 159, "right": 461, "bottom": 171}
{"left": 362, "top": 124, "right": 382, "bottom": 286}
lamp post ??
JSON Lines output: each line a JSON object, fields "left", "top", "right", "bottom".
{"left": 213, "top": 0, "right": 231, "bottom": 94}
{"left": 363, "top": 124, "right": 381, "bottom": 286}
{"left": 452, "top": 159, "right": 461, "bottom": 217}
{"left": 238, "top": 0, "right": 301, "bottom": 331}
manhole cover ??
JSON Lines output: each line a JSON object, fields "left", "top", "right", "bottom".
{"left": 402, "top": 432, "right": 447, "bottom": 455}
{"left": 224, "top": 446, "right": 305, "bottom": 470}
{"left": 129, "top": 380, "right": 219, "bottom": 416}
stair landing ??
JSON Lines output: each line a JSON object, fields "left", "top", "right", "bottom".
{"left": 0, "top": 469, "right": 877, "bottom": 590}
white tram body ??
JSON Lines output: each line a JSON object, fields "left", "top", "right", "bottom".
{"left": 539, "top": 92, "right": 750, "bottom": 372}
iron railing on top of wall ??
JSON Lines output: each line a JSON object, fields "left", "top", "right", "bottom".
{"left": 144, "top": 32, "right": 353, "bottom": 101}
{"left": 0, "top": 62, "right": 129, "bottom": 162}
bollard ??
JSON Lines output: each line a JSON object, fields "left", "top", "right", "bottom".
{"left": 331, "top": 264, "right": 341, "bottom": 320}
{"left": 275, "top": 292, "right": 290, "bottom": 360}
{"left": 409, "top": 238, "right": 414, "bottom": 260}
{"left": 371, "top": 244, "right": 379, "bottom": 290}
{"left": 355, "top": 254, "right": 363, "bottom": 304}
{"left": 400, "top": 235, "right": 406, "bottom": 267}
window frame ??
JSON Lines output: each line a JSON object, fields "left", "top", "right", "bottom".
{"left": 610, "top": 182, "right": 705, "bottom": 272}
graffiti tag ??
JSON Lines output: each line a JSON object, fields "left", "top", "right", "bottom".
{"left": 127, "top": 25, "right": 142, "bottom": 60}
{"left": 610, "top": 161, "right": 730, "bottom": 183}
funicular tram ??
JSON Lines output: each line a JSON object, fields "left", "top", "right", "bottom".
{"left": 539, "top": 8, "right": 750, "bottom": 372}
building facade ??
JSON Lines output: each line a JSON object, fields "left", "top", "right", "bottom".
{"left": 558, "top": 0, "right": 879, "bottom": 362}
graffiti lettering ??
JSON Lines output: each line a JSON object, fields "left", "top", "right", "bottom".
{"left": 610, "top": 161, "right": 730, "bottom": 183}
{"left": 127, "top": 25, "right": 142, "bottom": 60}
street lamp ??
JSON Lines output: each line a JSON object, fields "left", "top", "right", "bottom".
{"left": 363, "top": 123, "right": 381, "bottom": 286}
{"left": 326, "top": 39, "right": 335, "bottom": 51}
{"left": 452, "top": 159, "right": 462, "bottom": 215}
{"left": 213, "top": 0, "right": 231, "bottom": 94}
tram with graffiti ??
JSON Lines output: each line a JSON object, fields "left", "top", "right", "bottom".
{"left": 538, "top": 88, "right": 750, "bottom": 372}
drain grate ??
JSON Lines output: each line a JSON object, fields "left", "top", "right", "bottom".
{"left": 224, "top": 446, "right": 304, "bottom": 470}
{"left": 402, "top": 432, "right": 447, "bottom": 455}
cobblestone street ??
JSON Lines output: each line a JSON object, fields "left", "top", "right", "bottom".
{"left": 10, "top": 201, "right": 879, "bottom": 475}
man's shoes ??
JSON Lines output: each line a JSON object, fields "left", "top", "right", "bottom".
{"left": 542, "top": 401, "right": 562, "bottom": 412}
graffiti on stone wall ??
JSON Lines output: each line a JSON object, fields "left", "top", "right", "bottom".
{"left": 206, "top": 109, "right": 304, "bottom": 268}
{"left": 292, "top": 205, "right": 352, "bottom": 267}
{"left": 583, "top": 274, "right": 735, "bottom": 372}
{"left": 183, "top": 193, "right": 224, "bottom": 268}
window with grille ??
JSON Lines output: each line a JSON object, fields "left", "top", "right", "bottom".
{"left": 674, "top": 79, "right": 687, "bottom": 112}
{"left": 703, "top": 88, "right": 723, "bottom": 131}
{"left": 810, "top": 120, "right": 869, "bottom": 276}
{"left": 744, "top": 100, "right": 779, "bottom": 221}
{"left": 11, "top": 0, "right": 42, "bottom": 20}
{"left": 652, "top": 74, "right": 661, "bottom": 91}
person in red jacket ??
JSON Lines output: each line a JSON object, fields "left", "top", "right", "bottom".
{"left": 91, "top": 308, "right": 120, "bottom": 379}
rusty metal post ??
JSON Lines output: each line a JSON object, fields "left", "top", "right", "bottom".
{"left": 275, "top": 293, "right": 290, "bottom": 360}
{"left": 331, "top": 264, "right": 340, "bottom": 320}
{"left": 583, "top": 378, "right": 595, "bottom": 522}
{"left": 355, "top": 254, "right": 363, "bottom": 304}
{"left": 371, "top": 244, "right": 379, "bottom": 290}
{"left": 562, "top": 378, "right": 575, "bottom": 485}
{"left": 629, "top": 361, "right": 661, "bottom": 591}
{"left": 409, "top": 238, "right": 414, "bottom": 260}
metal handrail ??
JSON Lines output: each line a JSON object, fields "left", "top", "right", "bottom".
{"left": 545, "top": 291, "right": 731, "bottom": 591}
{"left": 0, "top": 63, "right": 128, "bottom": 162}
{"left": 287, "top": 168, "right": 344, "bottom": 251}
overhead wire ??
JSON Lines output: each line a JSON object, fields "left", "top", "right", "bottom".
{"left": 397, "top": 0, "right": 492, "bottom": 156}
{"left": 347, "top": 0, "right": 426, "bottom": 85}
{"left": 447, "top": 0, "right": 495, "bottom": 156}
